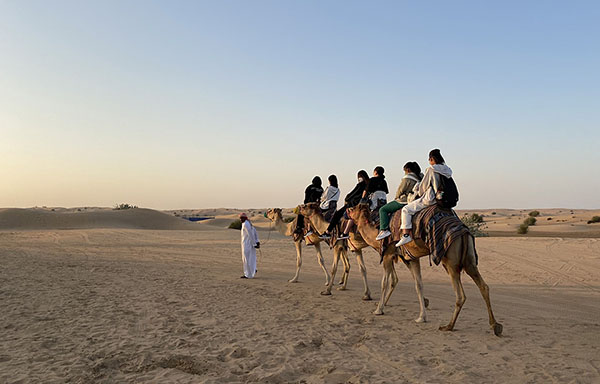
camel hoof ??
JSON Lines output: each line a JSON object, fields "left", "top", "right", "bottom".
{"left": 493, "top": 323, "right": 503, "bottom": 336}
{"left": 337, "top": 281, "right": 344, "bottom": 285}
{"left": 373, "top": 309, "right": 384, "bottom": 316}
{"left": 362, "top": 295, "right": 372, "bottom": 301}
{"left": 439, "top": 324, "right": 453, "bottom": 332}
{"left": 336, "top": 286, "right": 347, "bottom": 291}
{"left": 424, "top": 298, "right": 430, "bottom": 308}
{"left": 320, "top": 290, "right": 332, "bottom": 296}
{"left": 415, "top": 317, "right": 427, "bottom": 323}
{"left": 288, "top": 279, "right": 298, "bottom": 283}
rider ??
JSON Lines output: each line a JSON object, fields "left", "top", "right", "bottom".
{"left": 296, "top": 176, "right": 324, "bottom": 235}
{"left": 363, "top": 166, "right": 389, "bottom": 211}
{"left": 396, "top": 149, "right": 452, "bottom": 247}
{"left": 318, "top": 170, "right": 369, "bottom": 240}
{"left": 376, "top": 162, "right": 422, "bottom": 240}
{"left": 320, "top": 174, "right": 340, "bottom": 222}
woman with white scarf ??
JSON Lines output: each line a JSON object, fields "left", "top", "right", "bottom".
{"left": 320, "top": 174, "right": 340, "bottom": 222}
{"left": 397, "top": 149, "right": 453, "bottom": 247}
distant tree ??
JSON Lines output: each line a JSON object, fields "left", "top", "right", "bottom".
{"left": 588, "top": 216, "right": 600, "bottom": 224}
{"left": 524, "top": 217, "right": 537, "bottom": 226}
{"left": 461, "top": 214, "right": 488, "bottom": 237}
{"left": 529, "top": 210, "right": 540, "bottom": 217}
{"left": 114, "top": 203, "right": 138, "bottom": 210}
{"left": 517, "top": 224, "right": 529, "bottom": 234}
{"left": 228, "top": 219, "right": 242, "bottom": 230}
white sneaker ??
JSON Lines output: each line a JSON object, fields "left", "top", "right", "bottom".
{"left": 319, "top": 232, "right": 331, "bottom": 239}
{"left": 304, "top": 231, "right": 313, "bottom": 237}
{"left": 396, "top": 234, "right": 413, "bottom": 247}
{"left": 337, "top": 234, "right": 349, "bottom": 240}
{"left": 376, "top": 230, "right": 391, "bottom": 240}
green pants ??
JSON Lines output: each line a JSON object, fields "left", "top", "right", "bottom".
{"left": 379, "top": 201, "right": 406, "bottom": 230}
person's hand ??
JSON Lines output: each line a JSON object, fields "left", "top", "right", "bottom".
{"left": 255, "top": 242, "right": 260, "bottom": 249}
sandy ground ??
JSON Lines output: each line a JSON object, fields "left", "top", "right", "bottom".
{"left": 1, "top": 222, "right": 599, "bottom": 383}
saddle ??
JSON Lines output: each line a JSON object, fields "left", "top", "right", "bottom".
{"left": 387, "top": 205, "right": 472, "bottom": 265}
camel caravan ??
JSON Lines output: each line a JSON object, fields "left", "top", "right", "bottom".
{"left": 265, "top": 149, "right": 502, "bottom": 336}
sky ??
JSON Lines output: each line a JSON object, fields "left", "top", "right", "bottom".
{"left": 1, "top": 0, "right": 599, "bottom": 210}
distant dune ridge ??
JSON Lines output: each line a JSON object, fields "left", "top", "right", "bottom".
{"left": 0, "top": 207, "right": 599, "bottom": 236}
{"left": 0, "top": 208, "right": 198, "bottom": 230}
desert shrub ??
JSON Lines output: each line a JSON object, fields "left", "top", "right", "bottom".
{"left": 283, "top": 216, "right": 295, "bottom": 223}
{"left": 228, "top": 219, "right": 242, "bottom": 230}
{"left": 588, "top": 216, "right": 600, "bottom": 224}
{"left": 491, "top": 212, "right": 497, "bottom": 215}
{"left": 529, "top": 210, "right": 540, "bottom": 217}
{"left": 461, "top": 214, "right": 488, "bottom": 237}
{"left": 517, "top": 224, "right": 529, "bottom": 234}
{"left": 114, "top": 203, "right": 138, "bottom": 210}
{"left": 524, "top": 217, "right": 537, "bottom": 226}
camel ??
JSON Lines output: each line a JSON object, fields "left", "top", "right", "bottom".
{"left": 265, "top": 208, "right": 333, "bottom": 286}
{"left": 299, "top": 203, "right": 372, "bottom": 300}
{"left": 347, "top": 204, "right": 502, "bottom": 336}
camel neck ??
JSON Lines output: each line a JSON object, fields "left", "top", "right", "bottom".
{"left": 355, "top": 214, "right": 380, "bottom": 249}
{"left": 306, "top": 213, "right": 328, "bottom": 233}
{"left": 273, "top": 216, "right": 290, "bottom": 235}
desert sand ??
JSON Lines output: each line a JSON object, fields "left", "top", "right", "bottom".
{"left": 1, "top": 208, "right": 599, "bottom": 383}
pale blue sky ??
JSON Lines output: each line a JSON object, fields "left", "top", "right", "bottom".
{"left": 1, "top": 1, "right": 598, "bottom": 209}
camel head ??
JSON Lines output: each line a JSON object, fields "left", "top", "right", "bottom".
{"left": 299, "top": 203, "right": 321, "bottom": 218}
{"left": 347, "top": 203, "right": 370, "bottom": 222}
{"left": 265, "top": 208, "right": 282, "bottom": 222}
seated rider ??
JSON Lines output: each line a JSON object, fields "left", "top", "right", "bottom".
{"left": 363, "top": 166, "right": 389, "bottom": 211}
{"left": 396, "top": 149, "right": 452, "bottom": 247}
{"left": 376, "top": 162, "right": 422, "bottom": 240}
{"left": 318, "top": 170, "right": 369, "bottom": 240}
{"left": 296, "top": 176, "right": 323, "bottom": 234}
{"left": 320, "top": 175, "right": 340, "bottom": 222}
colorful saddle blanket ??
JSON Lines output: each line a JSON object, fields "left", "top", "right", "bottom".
{"left": 389, "top": 205, "right": 474, "bottom": 265}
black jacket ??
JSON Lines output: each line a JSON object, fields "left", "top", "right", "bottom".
{"left": 304, "top": 184, "right": 324, "bottom": 204}
{"left": 344, "top": 180, "right": 367, "bottom": 207}
{"left": 366, "top": 175, "right": 389, "bottom": 194}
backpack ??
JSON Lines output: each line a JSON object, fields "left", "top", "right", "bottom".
{"left": 436, "top": 175, "right": 459, "bottom": 209}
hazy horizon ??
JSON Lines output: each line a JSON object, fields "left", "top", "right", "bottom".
{"left": 2, "top": 1, "right": 599, "bottom": 210}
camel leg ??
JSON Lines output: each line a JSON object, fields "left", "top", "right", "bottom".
{"left": 337, "top": 245, "right": 350, "bottom": 290}
{"left": 440, "top": 265, "right": 465, "bottom": 332}
{"left": 374, "top": 255, "right": 394, "bottom": 315}
{"left": 338, "top": 250, "right": 348, "bottom": 285}
{"left": 405, "top": 259, "right": 427, "bottom": 323}
{"left": 314, "top": 243, "right": 331, "bottom": 287}
{"left": 321, "top": 246, "right": 339, "bottom": 296}
{"left": 464, "top": 263, "right": 503, "bottom": 336}
{"left": 383, "top": 263, "right": 398, "bottom": 306}
{"left": 289, "top": 241, "right": 302, "bottom": 283}
{"left": 355, "top": 250, "right": 371, "bottom": 300}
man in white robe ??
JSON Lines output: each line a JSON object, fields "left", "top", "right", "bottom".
{"left": 239, "top": 213, "right": 259, "bottom": 278}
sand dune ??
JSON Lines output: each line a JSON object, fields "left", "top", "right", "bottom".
{"left": 0, "top": 208, "right": 199, "bottom": 230}
{"left": 0, "top": 228, "right": 598, "bottom": 383}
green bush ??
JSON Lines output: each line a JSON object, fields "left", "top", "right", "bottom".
{"left": 529, "top": 210, "right": 540, "bottom": 217}
{"left": 283, "top": 216, "right": 295, "bottom": 223}
{"left": 461, "top": 214, "right": 488, "bottom": 237}
{"left": 228, "top": 219, "right": 242, "bottom": 230}
{"left": 114, "top": 203, "right": 138, "bottom": 210}
{"left": 524, "top": 217, "right": 537, "bottom": 226}
{"left": 517, "top": 224, "right": 529, "bottom": 234}
{"left": 588, "top": 216, "right": 600, "bottom": 224}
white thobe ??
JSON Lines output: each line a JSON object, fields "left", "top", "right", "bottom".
{"left": 241, "top": 220, "right": 259, "bottom": 278}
